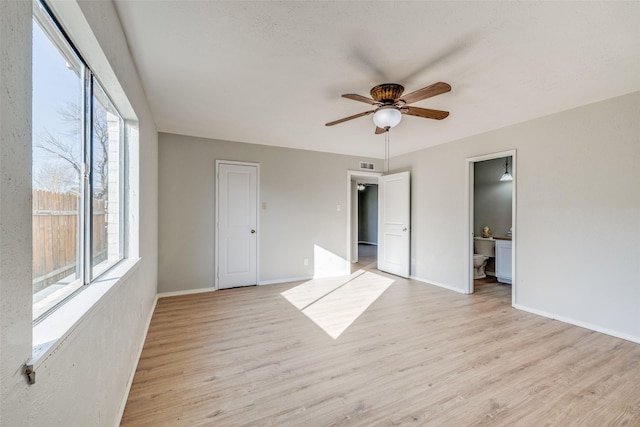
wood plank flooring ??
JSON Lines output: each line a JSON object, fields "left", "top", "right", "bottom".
{"left": 121, "top": 269, "right": 640, "bottom": 426}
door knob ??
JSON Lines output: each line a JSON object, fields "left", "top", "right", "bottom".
{"left": 251, "top": 229, "right": 256, "bottom": 234}
{"left": 402, "top": 227, "right": 407, "bottom": 231}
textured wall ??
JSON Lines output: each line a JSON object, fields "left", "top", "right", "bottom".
{"left": 394, "top": 91, "right": 640, "bottom": 342}
{"left": 0, "top": 1, "right": 34, "bottom": 421}
{"left": 0, "top": 1, "right": 158, "bottom": 426}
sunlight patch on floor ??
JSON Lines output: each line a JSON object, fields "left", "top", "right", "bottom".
{"left": 281, "top": 269, "right": 394, "bottom": 339}
{"left": 281, "top": 270, "right": 366, "bottom": 310}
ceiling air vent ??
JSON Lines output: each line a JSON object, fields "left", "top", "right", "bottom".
{"left": 360, "top": 162, "right": 375, "bottom": 170}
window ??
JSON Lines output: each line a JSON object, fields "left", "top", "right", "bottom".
{"left": 91, "top": 78, "right": 124, "bottom": 279}
{"left": 32, "top": 1, "right": 126, "bottom": 322}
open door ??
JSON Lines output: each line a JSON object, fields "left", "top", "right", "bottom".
{"left": 377, "top": 171, "right": 410, "bottom": 278}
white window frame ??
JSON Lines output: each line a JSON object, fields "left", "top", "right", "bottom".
{"left": 32, "top": 0, "right": 127, "bottom": 324}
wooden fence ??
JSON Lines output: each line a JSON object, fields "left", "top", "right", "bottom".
{"left": 32, "top": 190, "right": 106, "bottom": 293}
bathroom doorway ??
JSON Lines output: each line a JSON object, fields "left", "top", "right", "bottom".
{"left": 466, "top": 151, "right": 516, "bottom": 304}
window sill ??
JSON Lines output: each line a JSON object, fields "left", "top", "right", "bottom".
{"left": 31, "top": 257, "right": 141, "bottom": 370}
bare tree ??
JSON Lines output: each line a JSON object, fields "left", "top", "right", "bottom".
{"left": 35, "top": 101, "right": 110, "bottom": 199}
{"left": 33, "top": 161, "right": 79, "bottom": 194}
{"left": 36, "top": 128, "right": 82, "bottom": 175}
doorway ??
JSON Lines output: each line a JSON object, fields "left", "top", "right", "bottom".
{"left": 357, "top": 182, "right": 378, "bottom": 267}
{"left": 466, "top": 151, "right": 516, "bottom": 304}
{"left": 348, "top": 171, "right": 381, "bottom": 268}
{"left": 347, "top": 170, "right": 411, "bottom": 278}
{"left": 215, "top": 161, "right": 259, "bottom": 289}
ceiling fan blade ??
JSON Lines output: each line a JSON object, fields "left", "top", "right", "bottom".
{"left": 325, "top": 110, "right": 374, "bottom": 126}
{"left": 375, "top": 126, "right": 388, "bottom": 134}
{"left": 400, "top": 82, "right": 451, "bottom": 105}
{"left": 350, "top": 46, "right": 390, "bottom": 81}
{"left": 399, "top": 35, "right": 474, "bottom": 84}
{"left": 342, "top": 94, "right": 379, "bottom": 105}
{"left": 402, "top": 106, "right": 450, "bottom": 120}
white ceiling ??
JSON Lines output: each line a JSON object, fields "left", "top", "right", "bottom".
{"left": 113, "top": 1, "right": 640, "bottom": 159}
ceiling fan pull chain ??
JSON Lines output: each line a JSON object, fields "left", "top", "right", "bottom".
{"left": 385, "top": 130, "right": 390, "bottom": 174}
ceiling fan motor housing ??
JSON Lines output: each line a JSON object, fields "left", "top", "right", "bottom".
{"left": 370, "top": 83, "right": 404, "bottom": 103}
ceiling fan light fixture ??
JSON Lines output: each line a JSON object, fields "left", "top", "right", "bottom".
{"left": 373, "top": 106, "right": 402, "bottom": 129}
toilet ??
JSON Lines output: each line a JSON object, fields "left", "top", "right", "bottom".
{"left": 473, "top": 254, "right": 489, "bottom": 279}
{"left": 473, "top": 237, "right": 495, "bottom": 279}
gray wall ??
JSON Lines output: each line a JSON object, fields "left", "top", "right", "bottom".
{"left": 394, "top": 91, "right": 640, "bottom": 342}
{"left": 358, "top": 185, "right": 378, "bottom": 244}
{"left": 0, "top": 1, "right": 158, "bottom": 426}
{"left": 474, "top": 157, "right": 513, "bottom": 237}
{"left": 158, "top": 92, "right": 640, "bottom": 342}
{"left": 158, "top": 133, "right": 381, "bottom": 293}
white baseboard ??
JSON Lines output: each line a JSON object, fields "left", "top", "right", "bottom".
{"left": 513, "top": 303, "right": 640, "bottom": 345}
{"left": 157, "top": 286, "right": 216, "bottom": 298}
{"left": 259, "top": 276, "right": 313, "bottom": 286}
{"left": 115, "top": 294, "right": 158, "bottom": 425}
{"left": 157, "top": 278, "right": 314, "bottom": 295}
{"left": 410, "top": 275, "right": 468, "bottom": 294}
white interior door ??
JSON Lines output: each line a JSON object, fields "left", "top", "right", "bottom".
{"left": 217, "top": 162, "right": 258, "bottom": 289}
{"left": 378, "top": 171, "right": 410, "bottom": 278}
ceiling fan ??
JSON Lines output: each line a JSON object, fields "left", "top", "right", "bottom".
{"left": 325, "top": 81, "right": 451, "bottom": 134}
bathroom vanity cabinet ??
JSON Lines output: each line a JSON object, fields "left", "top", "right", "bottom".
{"left": 495, "top": 239, "right": 512, "bottom": 284}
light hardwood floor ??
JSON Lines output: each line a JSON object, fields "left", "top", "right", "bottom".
{"left": 121, "top": 266, "right": 640, "bottom": 426}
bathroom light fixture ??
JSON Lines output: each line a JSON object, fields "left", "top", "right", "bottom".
{"left": 357, "top": 183, "right": 366, "bottom": 191}
{"left": 500, "top": 157, "right": 513, "bottom": 181}
{"left": 372, "top": 106, "right": 402, "bottom": 129}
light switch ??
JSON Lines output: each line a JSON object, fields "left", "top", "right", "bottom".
{"left": 261, "top": 202, "right": 267, "bottom": 210}
{"left": 336, "top": 204, "right": 341, "bottom": 212}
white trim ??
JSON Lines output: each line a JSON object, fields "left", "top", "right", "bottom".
{"left": 511, "top": 153, "right": 517, "bottom": 306}
{"left": 157, "top": 287, "right": 217, "bottom": 299}
{"left": 347, "top": 170, "right": 382, "bottom": 264}
{"left": 215, "top": 160, "right": 260, "bottom": 291}
{"left": 410, "top": 275, "right": 468, "bottom": 294}
{"left": 258, "top": 276, "right": 313, "bottom": 286}
{"left": 465, "top": 149, "right": 517, "bottom": 306}
{"left": 464, "top": 160, "right": 474, "bottom": 294}
{"left": 115, "top": 294, "right": 157, "bottom": 425}
{"left": 513, "top": 304, "right": 640, "bottom": 345}
{"left": 156, "top": 277, "right": 315, "bottom": 295}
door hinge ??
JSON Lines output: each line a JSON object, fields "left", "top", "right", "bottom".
{"left": 25, "top": 364, "right": 35, "bottom": 385}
